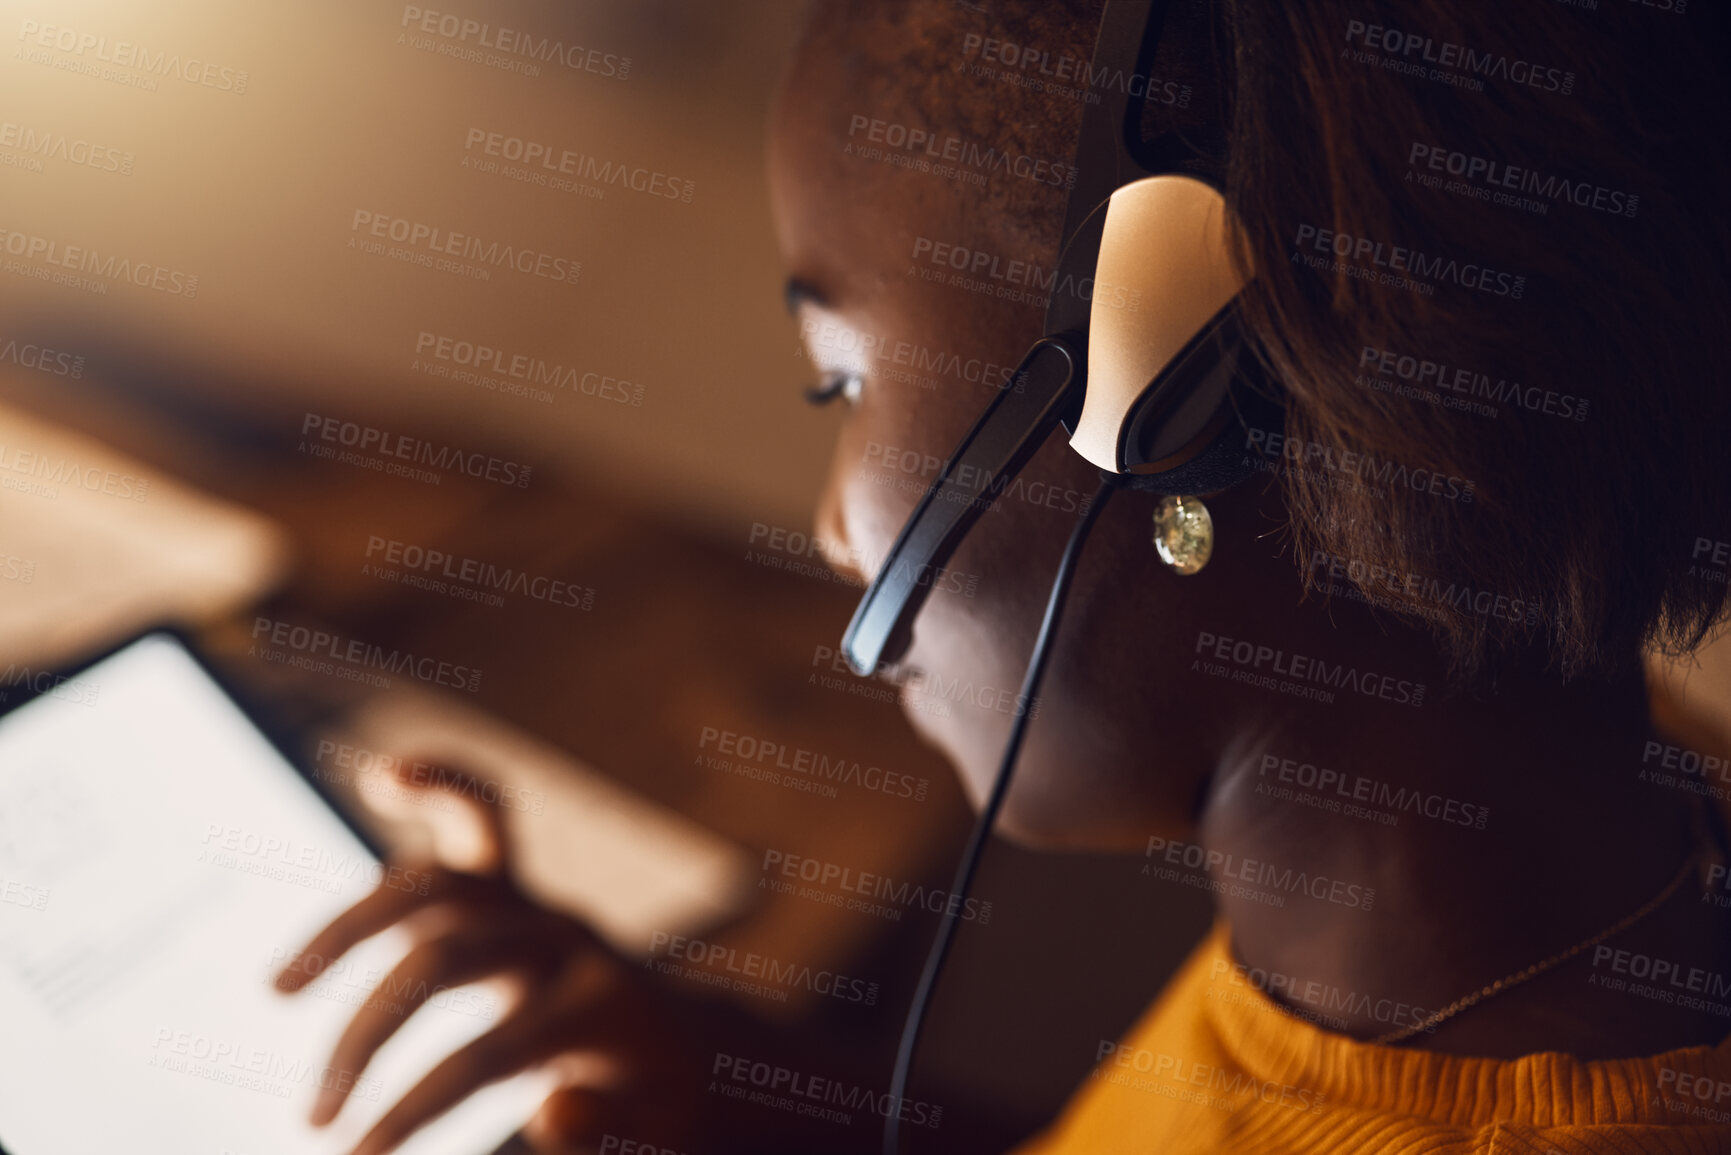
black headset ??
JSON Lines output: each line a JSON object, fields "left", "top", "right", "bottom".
{"left": 844, "top": 2, "right": 1283, "bottom": 1151}
{"left": 842, "top": 0, "right": 1276, "bottom": 680}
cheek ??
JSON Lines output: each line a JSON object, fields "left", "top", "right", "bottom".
{"left": 817, "top": 364, "right": 969, "bottom": 580}
{"left": 887, "top": 441, "right": 1093, "bottom": 789}
{"left": 817, "top": 418, "right": 922, "bottom": 582}
{"left": 893, "top": 539, "right": 1165, "bottom": 850}
{"left": 896, "top": 479, "right": 1230, "bottom": 850}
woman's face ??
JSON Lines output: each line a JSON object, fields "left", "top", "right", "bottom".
{"left": 765, "top": 17, "right": 1310, "bottom": 851}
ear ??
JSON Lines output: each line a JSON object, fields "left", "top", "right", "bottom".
{"left": 1070, "top": 175, "right": 1249, "bottom": 476}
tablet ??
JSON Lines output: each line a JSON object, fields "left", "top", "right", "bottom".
{"left": 0, "top": 632, "right": 556, "bottom": 1155}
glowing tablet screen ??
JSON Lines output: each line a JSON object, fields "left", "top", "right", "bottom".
{"left": 0, "top": 633, "right": 552, "bottom": 1155}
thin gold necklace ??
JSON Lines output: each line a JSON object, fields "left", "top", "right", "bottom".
{"left": 1372, "top": 848, "right": 1700, "bottom": 1045}
{"left": 1371, "top": 801, "right": 1716, "bottom": 1048}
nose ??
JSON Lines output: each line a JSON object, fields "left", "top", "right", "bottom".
{"left": 813, "top": 468, "right": 866, "bottom": 583}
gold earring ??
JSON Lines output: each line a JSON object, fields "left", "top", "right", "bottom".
{"left": 1152, "top": 495, "right": 1213, "bottom": 575}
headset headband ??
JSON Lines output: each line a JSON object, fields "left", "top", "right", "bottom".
{"left": 843, "top": 0, "right": 1273, "bottom": 676}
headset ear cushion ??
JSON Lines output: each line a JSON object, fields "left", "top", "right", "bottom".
{"left": 1118, "top": 388, "right": 1284, "bottom": 497}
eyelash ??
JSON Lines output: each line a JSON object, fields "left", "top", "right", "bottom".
{"left": 804, "top": 371, "right": 861, "bottom": 407}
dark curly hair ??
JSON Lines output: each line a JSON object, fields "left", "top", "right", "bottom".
{"left": 799, "top": 0, "right": 1731, "bottom": 681}
{"left": 1219, "top": 0, "right": 1731, "bottom": 679}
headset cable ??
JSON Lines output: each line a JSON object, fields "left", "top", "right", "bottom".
{"left": 883, "top": 473, "right": 1122, "bottom": 1155}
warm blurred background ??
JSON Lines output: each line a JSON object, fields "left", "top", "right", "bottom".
{"left": 11, "top": 2, "right": 1731, "bottom": 1151}
{"left": 0, "top": 0, "right": 1211, "bottom": 1149}
{"left": 0, "top": 0, "right": 831, "bottom": 524}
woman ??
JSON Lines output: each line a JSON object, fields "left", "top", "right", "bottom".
{"left": 280, "top": 1, "right": 1731, "bottom": 1151}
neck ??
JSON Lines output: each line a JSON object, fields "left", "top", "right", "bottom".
{"left": 1197, "top": 657, "right": 1731, "bottom": 1058}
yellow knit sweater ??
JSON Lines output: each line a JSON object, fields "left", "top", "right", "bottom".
{"left": 1017, "top": 922, "right": 1731, "bottom": 1154}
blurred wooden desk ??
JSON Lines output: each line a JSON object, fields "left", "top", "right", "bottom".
{"left": 0, "top": 366, "right": 970, "bottom": 1010}
{"left": 3, "top": 374, "right": 1218, "bottom": 1152}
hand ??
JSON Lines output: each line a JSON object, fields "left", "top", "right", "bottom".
{"left": 273, "top": 758, "right": 719, "bottom": 1155}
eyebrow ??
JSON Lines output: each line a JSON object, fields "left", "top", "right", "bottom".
{"left": 783, "top": 277, "right": 826, "bottom": 317}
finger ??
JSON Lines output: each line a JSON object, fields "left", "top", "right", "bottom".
{"left": 311, "top": 931, "right": 519, "bottom": 1125}
{"left": 349, "top": 1009, "right": 556, "bottom": 1155}
{"left": 524, "top": 1086, "right": 626, "bottom": 1154}
{"left": 275, "top": 870, "right": 445, "bottom": 993}
{"left": 388, "top": 757, "right": 513, "bottom": 876}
